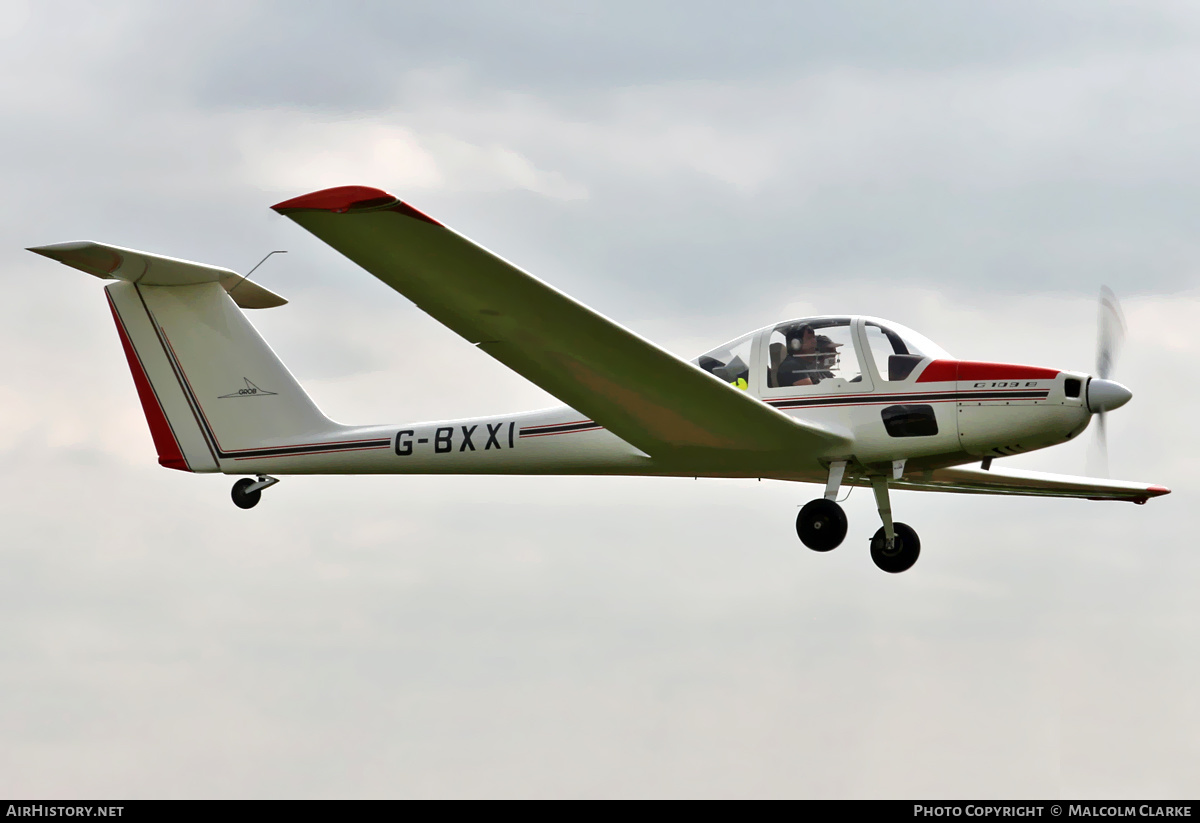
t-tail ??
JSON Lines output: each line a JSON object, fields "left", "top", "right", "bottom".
{"left": 28, "top": 242, "right": 351, "bottom": 474}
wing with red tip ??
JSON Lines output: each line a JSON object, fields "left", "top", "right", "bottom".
{"left": 891, "top": 466, "right": 1170, "bottom": 504}
{"left": 273, "top": 186, "right": 851, "bottom": 461}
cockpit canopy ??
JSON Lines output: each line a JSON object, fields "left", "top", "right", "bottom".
{"left": 693, "top": 316, "right": 951, "bottom": 395}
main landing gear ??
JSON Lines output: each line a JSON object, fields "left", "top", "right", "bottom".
{"left": 797, "top": 460, "right": 921, "bottom": 573}
{"left": 231, "top": 475, "right": 278, "bottom": 509}
{"left": 796, "top": 459, "right": 849, "bottom": 551}
{"left": 867, "top": 475, "right": 920, "bottom": 574}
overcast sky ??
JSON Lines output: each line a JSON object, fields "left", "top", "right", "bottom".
{"left": 1, "top": 0, "right": 1197, "bottom": 798}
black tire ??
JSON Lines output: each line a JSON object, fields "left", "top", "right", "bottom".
{"left": 796, "top": 498, "right": 848, "bottom": 551}
{"left": 870, "top": 522, "right": 920, "bottom": 573}
{"left": 231, "top": 478, "right": 262, "bottom": 510}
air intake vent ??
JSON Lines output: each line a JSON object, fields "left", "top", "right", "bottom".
{"left": 881, "top": 405, "right": 938, "bottom": 437}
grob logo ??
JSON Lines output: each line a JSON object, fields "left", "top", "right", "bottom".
{"left": 218, "top": 378, "right": 278, "bottom": 399}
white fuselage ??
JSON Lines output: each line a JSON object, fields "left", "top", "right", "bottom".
{"left": 221, "top": 366, "right": 1093, "bottom": 485}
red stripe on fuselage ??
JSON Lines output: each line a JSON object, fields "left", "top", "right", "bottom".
{"left": 106, "top": 292, "right": 190, "bottom": 472}
{"left": 916, "top": 360, "right": 1060, "bottom": 383}
{"left": 232, "top": 445, "right": 392, "bottom": 460}
{"left": 519, "top": 426, "right": 604, "bottom": 438}
{"left": 915, "top": 360, "right": 957, "bottom": 382}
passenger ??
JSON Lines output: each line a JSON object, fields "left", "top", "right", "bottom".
{"left": 776, "top": 325, "right": 820, "bottom": 386}
{"left": 698, "top": 354, "right": 748, "bottom": 389}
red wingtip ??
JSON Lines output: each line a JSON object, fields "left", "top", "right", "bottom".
{"left": 271, "top": 186, "right": 443, "bottom": 225}
{"left": 271, "top": 186, "right": 398, "bottom": 214}
{"left": 1147, "top": 485, "right": 1172, "bottom": 496}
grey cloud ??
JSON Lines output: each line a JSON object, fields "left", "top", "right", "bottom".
{"left": 137, "top": 1, "right": 1200, "bottom": 108}
{"left": 8, "top": 2, "right": 1200, "bottom": 312}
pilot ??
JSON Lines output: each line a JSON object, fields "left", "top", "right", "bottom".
{"left": 777, "top": 325, "right": 820, "bottom": 386}
{"left": 812, "top": 334, "right": 842, "bottom": 381}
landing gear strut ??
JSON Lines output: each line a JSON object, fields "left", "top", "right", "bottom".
{"left": 795, "top": 462, "right": 923, "bottom": 572}
{"left": 797, "top": 460, "right": 848, "bottom": 551}
{"left": 868, "top": 476, "right": 920, "bottom": 573}
{"left": 231, "top": 475, "right": 278, "bottom": 509}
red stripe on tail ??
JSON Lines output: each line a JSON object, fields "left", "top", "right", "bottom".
{"left": 106, "top": 294, "right": 190, "bottom": 472}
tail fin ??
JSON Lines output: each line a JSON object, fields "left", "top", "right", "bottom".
{"left": 32, "top": 242, "right": 343, "bottom": 473}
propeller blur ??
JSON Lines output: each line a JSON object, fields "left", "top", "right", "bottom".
{"left": 1090, "top": 286, "right": 1131, "bottom": 477}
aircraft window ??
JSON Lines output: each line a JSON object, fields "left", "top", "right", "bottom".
{"left": 864, "top": 321, "right": 948, "bottom": 382}
{"left": 767, "top": 319, "right": 860, "bottom": 388}
{"left": 693, "top": 333, "right": 754, "bottom": 390}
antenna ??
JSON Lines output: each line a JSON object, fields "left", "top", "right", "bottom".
{"left": 228, "top": 250, "right": 287, "bottom": 294}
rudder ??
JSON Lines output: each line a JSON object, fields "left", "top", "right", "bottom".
{"left": 106, "top": 279, "right": 346, "bottom": 473}
{"left": 107, "top": 282, "right": 208, "bottom": 471}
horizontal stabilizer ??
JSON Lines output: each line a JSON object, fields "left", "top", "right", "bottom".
{"left": 28, "top": 241, "right": 286, "bottom": 309}
{"left": 891, "top": 465, "right": 1170, "bottom": 504}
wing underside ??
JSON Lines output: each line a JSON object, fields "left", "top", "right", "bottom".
{"left": 273, "top": 186, "right": 850, "bottom": 466}
{"left": 886, "top": 465, "right": 1169, "bottom": 504}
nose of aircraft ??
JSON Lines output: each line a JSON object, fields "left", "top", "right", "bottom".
{"left": 1087, "top": 378, "right": 1132, "bottom": 413}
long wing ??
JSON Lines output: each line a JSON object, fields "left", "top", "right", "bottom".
{"left": 890, "top": 465, "right": 1170, "bottom": 504}
{"left": 273, "top": 186, "right": 850, "bottom": 461}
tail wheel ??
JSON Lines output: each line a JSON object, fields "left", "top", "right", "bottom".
{"left": 870, "top": 522, "right": 920, "bottom": 573}
{"left": 231, "top": 478, "right": 262, "bottom": 510}
{"left": 796, "top": 498, "right": 848, "bottom": 551}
